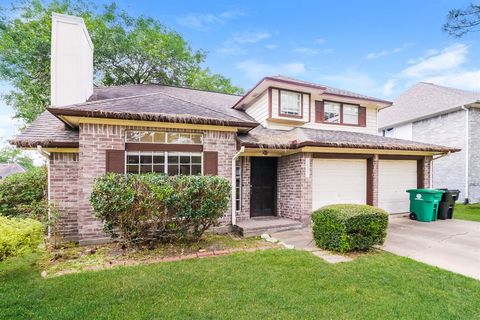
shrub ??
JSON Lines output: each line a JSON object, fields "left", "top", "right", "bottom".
{"left": 0, "top": 216, "right": 44, "bottom": 261}
{"left": 0, "top": 167, "right": 47, "bottom": 218}
{"left": 311, "top": 204, "right": 388, "bottom": 253}
{"left": 90, "top": 173, "right": 230, "bottom": 244}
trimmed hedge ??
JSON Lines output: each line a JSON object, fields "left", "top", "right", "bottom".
{"left": 312, "top": 204, "right": 388, "bottom": 253}
{"left": 0, "top": 167, "right": 47, "bottom": 218}
{"left": 90, "top": 173, "right": 230, "bottom": 244}
{"left": 0, "top": 216, "right": 44, "bottom": 261}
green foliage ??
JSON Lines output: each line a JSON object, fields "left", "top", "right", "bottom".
{"left": 90, "top": 173, "right": 230, "bottom": 244}
{"left": 0, "top": 216, "right": 44, "bottom": 260}
{"left": 312, "top": 204, "right": 389, "bottom": 253}
{"left": 0, "top": 0, "right": 243, "bottom": 123}
{"left": 0, "top": 166, "right": 47, "bottom": 218}
{"left": 0, "top": 146, "right": 35, "bottom": 170}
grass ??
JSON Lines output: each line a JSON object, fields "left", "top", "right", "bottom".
{"left": 454, "top": 203, "right": 480, "bottom": 222}
{"left": 1, "top": 250, "right": 480, "bottom": 319}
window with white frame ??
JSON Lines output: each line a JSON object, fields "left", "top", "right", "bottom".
{"left": 324, "top": 101, "right": 341, "bottom": 123}
{"left": 125, "top": 131, "right": 203, "bottom": 144}
{"left": 342, "top": 104, "right": 359, "bottom": 125}
{"left": 280, "top": 90, "right": 302, "bottom": 116}
{"left": 235, "top": 158, "right": 241, "bottom": 211}
{"left": 126, "top": 151, "right": 202, "bottom": 175}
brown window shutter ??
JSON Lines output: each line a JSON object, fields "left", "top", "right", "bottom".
{"left": 203, "top": 151, "right": 218, "bottom": 175}
{"left": 359, "top": 107, "right": 367, "bottom": 127}
{"left": 315, "top": 100, "right": 324, "bottom": 123}
{"left": 106, "top": 150, "right": 125, "bottom": 173}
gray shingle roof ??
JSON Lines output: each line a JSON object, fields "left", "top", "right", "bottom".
{"left": 0, "top": 163, "right": 26, "bottom": 179}
{"left": 238, "top": 126, "right": 458, "bottom": 153}
{"left": 51, "top": 84, "right": 257, "bottom": 127}
{"left": 10, "top": 111, "right": 79, "bottom": 147}
{"left": 379, "top": 82, "right": 480, "bottom": 129}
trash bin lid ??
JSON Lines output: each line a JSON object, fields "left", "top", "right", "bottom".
{"left": 406, "top": 188, "right": 445, "bottom": 194}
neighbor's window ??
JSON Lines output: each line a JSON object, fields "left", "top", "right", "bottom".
{"left": 125, "top": 131, "right": 203, "bottom": 144}
{"left": 235, "top": 158, "right": 242, "bottom": 212}
{"left": 324, "top": 101, "right": 341, "bottom": 123}
{"left": 126, "top": 151, "right": 202, "bottom": 175}
{"left": 280, "top": 90, "right": 302, "bottom": 116}
{"left": 342, "top": 104, "right": 359, "bottom": 125}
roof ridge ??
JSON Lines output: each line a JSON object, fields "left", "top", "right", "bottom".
{"left": 51, "top": 92, "right": 166, "bottom": 109}
{"left": 419, "top": 82, "right": 480, "bottom": 98}
{"left": 93, "top": 83, "right": 243, "bottom": 97}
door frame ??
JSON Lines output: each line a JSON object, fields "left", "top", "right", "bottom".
{"left": 250, "top": 157, "right": 277, "bottom": 217}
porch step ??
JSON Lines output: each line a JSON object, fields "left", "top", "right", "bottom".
{"left": 234, "top": 217, "right": 304, "bottom": 237}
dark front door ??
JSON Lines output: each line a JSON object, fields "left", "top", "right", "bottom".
{"left": 250, "top": 157, "right": 277, "bottom": 217}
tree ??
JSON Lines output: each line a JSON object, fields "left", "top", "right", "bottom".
{"left": 0, "top": 1, "right": 243, "bottom": 124}
{"left": 0, "top": 146, "right": 35, "bottom": 170}
{"left": 443, "top": 3, "right": 480, "bottom": 37}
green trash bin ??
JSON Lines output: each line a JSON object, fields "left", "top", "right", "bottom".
{"left": 406, "top": 189, "right": 444, "bottom": 222}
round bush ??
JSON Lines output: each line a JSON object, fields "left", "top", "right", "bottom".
{"left": 311, "top": 204, "right": 389, "bottom": 253}
{"left": 0, "top": 216, "right": 44, "bottom": 261}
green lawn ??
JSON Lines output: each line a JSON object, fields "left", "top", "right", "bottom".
{"left": 454, "top": 203, "right": 480, "bottom": 222}
{"left": 1, "top": 250, "right": 480, "bottom": 319}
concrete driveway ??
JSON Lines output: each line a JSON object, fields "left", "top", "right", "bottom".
{"left": 383, "top": 215, "right": 480, "bottom": 280}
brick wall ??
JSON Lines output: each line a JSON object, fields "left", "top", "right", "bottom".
{"left": 49, "top": 152, "right": 79, "bottom": 242}
{"left": 468, "top": 108, "right": 480, "bottom": 202}
{"left": 277, "top": 153, "right": 312, "bottom": 223}
{"left": 73, "top": 124, "right": 237, "bottom": 244}
{"left": 237, "top": 156, "right": 251, "bottom": 222}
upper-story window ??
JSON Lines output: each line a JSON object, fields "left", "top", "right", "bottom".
{"left": 321, "top": 101, "right": 361, "bottom": 126}
{"left": 279, "top": 90, "right": 302, "bottom": 117}
{"left": 125, "top": 131, "right": 203, "bottom": 144}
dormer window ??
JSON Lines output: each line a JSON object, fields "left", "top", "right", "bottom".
{"left": 279, "top": 90, "right": 302, "bottom": 117}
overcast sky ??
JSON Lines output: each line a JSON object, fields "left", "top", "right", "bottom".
{"left": 1, "top": 0, "right": 479, "bottom": 147}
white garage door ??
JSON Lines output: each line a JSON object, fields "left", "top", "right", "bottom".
{"left": 378, "top": 160, "right": 417, "bottom": 214}
{"left": 312, "top": 159, "right": 367, "bottom": 211}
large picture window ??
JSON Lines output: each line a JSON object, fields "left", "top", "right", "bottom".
{"left": 125, "top": 131, "right": 203, "bottom": 144}
{"left": 279, "top": 90, "right": 302, "bottom": 117}
{"left": 126, "top": 151, "right": 202, "bottom": 175}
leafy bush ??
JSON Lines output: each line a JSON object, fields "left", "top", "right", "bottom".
{"left": 90, "top": 173, "right": 230, "bottom": 244}
{"left": 311, "top": 204, "right": 388, "bottom": 253}
{"left": 0, "top": 167, "right": 47, "bottom": 218}
{"left": 0, "top": 216, "right": 44, "bottom": 261}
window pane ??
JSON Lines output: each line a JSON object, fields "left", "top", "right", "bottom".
{"left": 139, "top": 132, "right": 154, "bottom": 143}
{"left": 168, "top": 164, "right": 178, "bottom": 175}
{"left": 153, "top": 154, "right": 165, "bottom": 164}
{"left": 167, "top": 133, "right": 195, "bottom": 144}
{"left": 140, "top": 153, "right": 153, "bottom": 164}
{"left": 191, "top": 155, "right": 202, "bottom": 164}
{"left": 179, "top": 164, "right": 190, "bottom": 175}
{"left": 153, "top": 132, "right": 166, "bottom": 143}
{"left": 324, "top": 102, "right": 341, "bottom": 123}
{"left": 168, "top": 154, "right": 178, "bottom": 164}
{"left": 191, "top": 165, "right": 202, "bottom": 175}
{"left": 127, "top": 165, "right": 139, "bottom": 174}
{"left": 127, "top": 153, "right": 139, "bottom": 164}
{"left": 153, "top": 165, "right": 165, "bottom": 173}
{"left": 125, "top": 131, "right": 139, "bottom": 142}
{"left": 343, "top": 104, "right": 359, "bottom": 125}
{"left": 191, "top": 134, "right": 202, "bottom": 144}
{"left": 140, "top": 165, "right": 152, "bottom": 174}
{"left": 180, "top": 155, "right": 190, "bottom": 164}
{"left": 280, "top": 91, "right": 301, "bottom": 116}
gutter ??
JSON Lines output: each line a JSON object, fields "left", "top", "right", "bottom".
{"left": 231, "top": 146, "right": 245, "bottom": 225}
{"left": 37, "top": 146, "right": 52, "bottom": 237}
{"left": 461, "top": 105, "right": 469, "bottom": 203}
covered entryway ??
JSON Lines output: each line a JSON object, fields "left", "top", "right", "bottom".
{"left": 312, "top": 158, "right": 367, "bottom": 211}
{"left": 250, "top": 157, "right": 277, "bottom": 217}
{"left": 378, "top": 160, "right": 417, "bottom": 213}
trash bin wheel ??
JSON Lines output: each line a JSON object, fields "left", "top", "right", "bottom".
{"left": 409, "top": 212, "right": 417, "bottom": 220}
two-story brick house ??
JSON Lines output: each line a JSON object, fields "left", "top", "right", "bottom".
{"left": 11, "top": 14, "right": 458, "bottom": 244}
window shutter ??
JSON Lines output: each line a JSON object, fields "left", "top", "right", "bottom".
{"left": 203, "top": 151, "right": 218, "bottom": 175}
{"left": 106, "top": 150, "right": 125, "bottom": 173}
{"left": 359, "top": 107, "right": 367, "bottom": 127}
{"left": 315, "top": 100, "right": 324, "bottom": 123}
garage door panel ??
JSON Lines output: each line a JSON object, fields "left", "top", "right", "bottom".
{"left": 312, "top": 159, "right": 367, "bottom": 211}
{"left": 378, "top": 160, "right": 417, "bottom": 214}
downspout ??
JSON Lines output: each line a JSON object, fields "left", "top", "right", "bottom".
{"left": 231, "top": 146, "right": 245, "bottom": 226}
{"left": 461, "top": 106, "right": 469, "bottom": 203}
{"left": 36, "top": 146, "right": 52, "bottom": 237}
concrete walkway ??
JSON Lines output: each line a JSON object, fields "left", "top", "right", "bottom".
{"left": 383, "top": 215, "right": 480, "bottom": 280}
{"left": 271, "top": 228, "right": 352, "bottom": 263}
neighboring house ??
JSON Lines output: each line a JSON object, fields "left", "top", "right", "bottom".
{"left": 0, "top": 163, "right": 26, "bottom": 180}
{"left": 378, "top": 82, "right": 480, "bottom": 203}
{"left": 10, "top": 14, "right": 457, "bottom": 244}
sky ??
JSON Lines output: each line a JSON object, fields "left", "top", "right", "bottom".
{"left": 1, "top": 0, "right": 479, "bottom": 148}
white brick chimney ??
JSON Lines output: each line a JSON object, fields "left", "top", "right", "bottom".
{"left": 50, "top": 13, "right": 93, "bottom": 106}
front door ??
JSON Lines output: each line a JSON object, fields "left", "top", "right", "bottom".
{"left": 250, "top": 157, "right": 277, "bottom": 217}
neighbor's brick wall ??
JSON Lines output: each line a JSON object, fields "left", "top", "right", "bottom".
{"left": 413, "top": 110, "right": 467, "bottom": 199}
{"left": 277, "top": 153, "right": 312, "bottom": 223}
{"left": 76, "top": 124, "right": 237, "bottom": 244}
{"left": 49, "top": 152, "right": 80, "bottom": 242}
{"left": 468, "top": 108, "right": 480, "bottom": 202}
